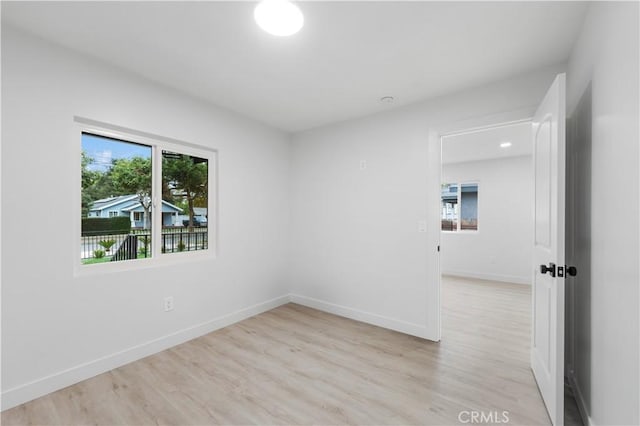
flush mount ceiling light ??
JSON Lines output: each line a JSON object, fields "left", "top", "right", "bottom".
{"left": 500, "top": 142, "right": 512, "bottom": 148}
{"left": 380, "top": 96, "right": 395, "bottom": 104}
{"left": 254, "top": 0, "right": 304, "bottom": 37}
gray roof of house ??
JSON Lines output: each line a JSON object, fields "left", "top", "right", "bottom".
{"left": 90, "top": 194, "right": 183, "bottom": 213}
{"left": 90, "top": 195, "right": 138, "bottom": 211}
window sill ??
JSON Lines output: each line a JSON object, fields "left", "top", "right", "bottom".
{"left": 74, "top": 250, "right": 217, "bottom": 278}
{"left": 441, "top": 230, "right": 480, "bottom": 234}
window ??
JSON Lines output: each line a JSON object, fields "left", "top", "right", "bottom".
{"left": 441, "top": 182, "right": 478, "bottom": 231}
{"left": 162, "top": 151, "right": 208, "bottom": 254}
{"left": 80, "top": 125, "right": 215, "bottom": 269}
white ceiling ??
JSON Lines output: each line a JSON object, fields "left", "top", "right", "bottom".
{"left": 2, "top": 1, "right": 588, "bottom": 133}
{"left": 442, "top": 121, "right": 532, "bottom": 164}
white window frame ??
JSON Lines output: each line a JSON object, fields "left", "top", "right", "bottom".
{"left": 441, "top": 181, "right": 479, "bottom": 233}
{"left": 133, "top": 211, "right": 143, "bottom": 222}
{"left": 74, "top": 117, "right": 217, "bottom": 276}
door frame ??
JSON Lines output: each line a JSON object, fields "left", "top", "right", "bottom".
{"left": 426, "top": 107, "right": 536, "bottom": 341}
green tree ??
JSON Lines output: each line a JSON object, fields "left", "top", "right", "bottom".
{"left": 91, "top": 171, "right": 117, "bottom": 199}
{"left": 163, "top": 155, "right": 207, "bottom": 228}
{"left": 81, "top": 151, "right": 113, "bottom": 217}
{"left": 110, "top": 157, "right": 152, "bottom": 229}
{"left": 81, "top": 151, "right": 101, "bottom": 217}
{"left": 82, "top": 151, "right": 122, "bottom": 217}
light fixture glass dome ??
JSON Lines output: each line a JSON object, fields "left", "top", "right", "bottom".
{"left": 254, "top": 0, "right": 304, "bottom": 37}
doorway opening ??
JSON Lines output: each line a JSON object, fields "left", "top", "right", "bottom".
{"left": 439, "top": 120, "right": 537, "bottom": 374}
{"left": 437, "top": 117, "right": 583, "bottom": 425}
{"left": 435, "top": 120, "right": 557, "bottom": 424}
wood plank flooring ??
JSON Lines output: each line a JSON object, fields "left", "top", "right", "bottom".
{"left": 3, "top": 276, "right": 552, "bottom": 425}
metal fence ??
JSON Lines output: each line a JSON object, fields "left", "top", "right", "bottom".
{"left": 81, "top": 227, "right": 208, "bottom": 260}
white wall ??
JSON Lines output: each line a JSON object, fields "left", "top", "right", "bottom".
{"left": 565, "top": 3, "right": 639, "bottom": 425}
{"left": 290, "top": 64, "right": 565, "bottom": 340}
{"left": 441, "top": 155, "right": 533, "bottom": 284}
{"left": 1, "top": 26, "right": 291, "bottom": 409}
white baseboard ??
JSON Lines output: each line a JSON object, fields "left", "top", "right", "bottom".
{"left": 289, "top": 294, "right": 437, "bottom": 341}
{"left": 442, "top": 270, "right": 530, "bottom": 285}
{"left": 568, "top": 369, "right": 595, "bottom": 426}
{"left": 1, "top": 294, "right": 290, "bottom": 411}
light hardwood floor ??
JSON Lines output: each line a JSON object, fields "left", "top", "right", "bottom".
{"left": 3, "top": 276, "right": 553, "bottom": 425}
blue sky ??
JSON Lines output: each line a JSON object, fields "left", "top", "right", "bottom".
{"left": 82, "top": 133, "right": 151, "bottom": 172}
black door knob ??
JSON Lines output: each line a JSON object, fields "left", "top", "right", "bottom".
{"left": 540, "top": 263, "right": 556, "bottom": 277}
{"left": 566, "top": 266, "right": 577, "bottom": 276}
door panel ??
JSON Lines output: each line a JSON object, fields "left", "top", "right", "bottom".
{"left": 531, "top": 73, "right": 566, "bottom": 426}
{"left": 535, "top": 118, "right": 552, "bottom": 247}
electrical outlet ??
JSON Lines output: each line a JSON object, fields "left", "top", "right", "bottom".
{"left": 360, "top": 160, "right": 367, "bottom": 170}
{"left": 164, "top": 296, "right": 174, "bottom": 312}
{"left": 418, "top": 220, "right": 427, "bottom": 232}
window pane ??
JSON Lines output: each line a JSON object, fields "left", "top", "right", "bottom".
{"left": 460, "top": 183, "right": 478, "bottom": 230}
{"left": 441, "top": 183, "right": 459, "bottom": 231}
{"left": 162, "top": 151, "right": 208, "bottom": 254}
{"left": 81, "top": 133, "right": 152, "bottom": 264}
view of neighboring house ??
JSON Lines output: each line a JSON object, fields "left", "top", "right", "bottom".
{"left": 441, "top": 184, "right": 459, "bottom": 225}
{"left": 87, "top": 194, "right": 183, "bottom": 228}
{"left": 441, "top": 183, "right": 479, "bottom": 231}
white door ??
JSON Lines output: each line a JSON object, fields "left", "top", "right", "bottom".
{"left": 531, "top": 73, "right": 566, "bottom": 426}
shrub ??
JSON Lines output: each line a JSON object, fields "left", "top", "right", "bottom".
{"left": 98, "top": 239, "right": 116, "bottom": 252}
{"left": 177, "top": 241, "right": 186, "bottom": 252}
{"left": 82, "top": 217, "right": 131, "bottom": 236}
{"left": 94, "top": 249, "right": 105, "bottom": 259}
